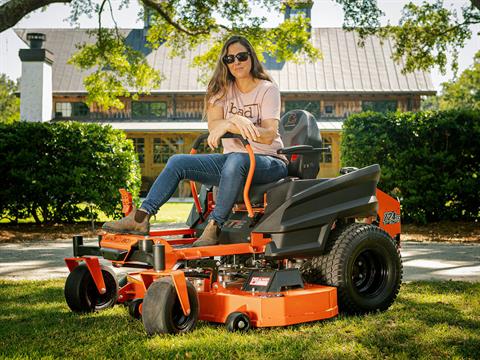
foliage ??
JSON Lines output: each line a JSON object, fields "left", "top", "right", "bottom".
{"left": 0, "top": 280, "right": 479, "bottom": 359}
{"left": 345, "top": 0, "right": 480, "bottom": 76}
{"left": 341, "top": 110, "right": 480, "bottom": 223}
{"left": 68, "top": 0, "right": 321, "bottom": 109}
{"left": 0, "top": 121, "right": 141, "bottom": 223}
{"left": 421, "top": 50, "right": 480, "bottom": 111}
{"left": 0, "top": 73, "right": 20, "bottom": 124}
{"left": 1, "top": 1, "right": 479, "bottom": 109}
{"left": 440, "top": 50, "right": 480, "bottom": 111}
{"left": 420, "top": 95, "right": 440, "bottom": 111}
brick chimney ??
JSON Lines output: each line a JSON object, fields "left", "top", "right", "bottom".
{"left": 18, "top": 33, "right": 54, "bottom": 122}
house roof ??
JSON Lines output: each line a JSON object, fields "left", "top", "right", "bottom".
{"left": 15, "top": 28, "right": 436, "bottom": 95}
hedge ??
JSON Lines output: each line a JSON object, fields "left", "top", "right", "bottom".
{"left": 0, "top": 121, "right": 141, "bottom": 223}
{"left": 341, "top": 109, "right": 480, "bottom": 223}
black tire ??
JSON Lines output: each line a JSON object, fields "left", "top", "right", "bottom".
{"left": 302, "top": 223, "right": 402, "bottom": 314}
{"left": 128, "top": 298, "right": 143, "bottom": 320}
{"left": 226, "top": 312, "right": 251, "bottom": 332}
{"left": 142, "top": 277, "right": 199, "bottom": 335}
{"left": 64, "top": 264, "right": 119, "bottom": 313}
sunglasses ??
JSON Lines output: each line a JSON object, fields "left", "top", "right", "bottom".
{"left": 222, "top": 51, "right": 251, "bottom": 65}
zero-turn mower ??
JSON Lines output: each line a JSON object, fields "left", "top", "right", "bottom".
{"left": 64, "top": 110, "right": 402, "bottom": 335}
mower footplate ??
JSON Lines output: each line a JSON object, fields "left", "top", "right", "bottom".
{"left": 198, "top": 284, "right": 338, "bottom": 327}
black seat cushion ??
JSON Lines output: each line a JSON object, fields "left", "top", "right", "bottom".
{"left": 212, "top": 178, "right": 294, "bottom": 207}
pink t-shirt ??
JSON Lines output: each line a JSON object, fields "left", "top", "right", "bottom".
{"left": 209, "top": 79, "right": 288, "bottom": 163}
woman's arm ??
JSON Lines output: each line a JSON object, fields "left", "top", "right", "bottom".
{"left": 207, "top": 104, "right": 261, "bottom": 149}
{"left": 228, "top": 115, "right": 278, "bottom": 145}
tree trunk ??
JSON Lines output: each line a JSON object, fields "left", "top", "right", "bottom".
{"left": 0, "top": 0, "right": 73, "bottom": 33}
{"left": 31, "top": 207, "right": 41, "bottom": 225}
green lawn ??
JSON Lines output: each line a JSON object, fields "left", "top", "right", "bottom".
{"left": 0, "top": 281, "right": 478, "bottom": 359}
{"left": 152, "top": 202, "right": 192, "bottom": 223}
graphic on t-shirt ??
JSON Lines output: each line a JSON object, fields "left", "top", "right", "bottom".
{"left": 227, "top": 102, "right": 260, "bottom": 123}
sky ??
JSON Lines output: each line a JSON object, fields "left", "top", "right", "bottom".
{"left": 0, "top": 0, "right": 478, "bottom": 91}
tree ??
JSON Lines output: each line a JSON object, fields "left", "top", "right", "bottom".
{"left": 439, "top": 50, "right": 480, "bottom": 110}
{"left": 0, "top": 0, "right": 478, "bottom": 109}
{"left": 421, "top": 50, "right": 480, "bottom": 111}
{"left": 0, "top": 74, "right": 20, "bottom": 124}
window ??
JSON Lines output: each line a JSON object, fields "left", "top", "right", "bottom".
{"left": 362, "top": 100, "right": 397, "bottom": 113}
{"left": 284, "top": 100, "right": 320, "bottom": 119}
{"left": 153, "top": 136, "right": 184, "bottom": 164}
{"left": 324, "top": 104, "right": 334, "bottom": 115}
{"left": 132, "top": 101, "right": 167, "bottom": 118}
{"left": 320, "top": 136, "right": 332, "bottom": 163}
{"left": 129, "top": 138, "right": 145, "bottom": 164}
{"left": 55, "top": 102, "right": 89, "bottom": 118}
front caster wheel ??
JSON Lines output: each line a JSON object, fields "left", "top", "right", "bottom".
{"left": 64, "top": 264, "right": 118, "bottom": 313}
{"left": 128, "top": 298, "right": 143, "bottom": 320}
{"left": 226, "top": 312, "right": 251, "bottom": 332}
{"left": 142, "top": 277, "right": 199, "bottom": 335}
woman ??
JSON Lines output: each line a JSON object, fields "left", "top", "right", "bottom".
{"left": 103, "top": 35, "right": 288, "bottom": 246}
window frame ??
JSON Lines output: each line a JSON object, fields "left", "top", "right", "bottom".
{"left": 361, "top": 100, "right": 398, "bottom": 113}
{"left": 132, "top": 101, "right": 168, "bottom": 119}
{"left": 153, "top": 136, "right": 185, "bottom": 164}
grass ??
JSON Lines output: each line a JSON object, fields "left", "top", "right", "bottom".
{"left": 0, "top": 281, "right": 478, "bottom": 359}
{"left": 152, "top": 202, "right": 192, "bottom": 223}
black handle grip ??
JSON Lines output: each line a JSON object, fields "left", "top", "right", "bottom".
{"left": 191, "top": 133, "right": 209, "bottom": 150}
{"left": 221, "top": 132, "right": 250, "bottom": 146}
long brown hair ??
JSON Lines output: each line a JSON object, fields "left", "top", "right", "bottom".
{"left": 203, "top": 35, "right": 272, "bottom": 119}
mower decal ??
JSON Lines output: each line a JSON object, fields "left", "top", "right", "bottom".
{"left": 383, "top": 211, "right": 400, "bottom": 225}
{"left": 249, "top": 276, "right": 271, "bottom": 286}
{"left": 284, "top": 113, "right": 298, "bottom": 129}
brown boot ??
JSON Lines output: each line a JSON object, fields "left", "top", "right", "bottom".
{"left": 102, "top": 207, "right": 151, "bottom": 235}
{"left": 193, "top": 219, "right": 220, "bottom": 247}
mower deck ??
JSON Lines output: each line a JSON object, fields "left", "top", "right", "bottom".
{"left": 198, "top": 283, "right": 338, "bottom": 327}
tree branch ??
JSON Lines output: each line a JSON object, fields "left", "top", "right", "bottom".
{"left": 471, "top": 0, "right": 480, "bottom": 11}
{"left": 0, "top": 0, "right": 73, "bottom": 33}
{"left": 140, "top": 0, "right": 214, "bottom": 36}
{"left": 98, "top": 0, "right": 107, "bottom": 44}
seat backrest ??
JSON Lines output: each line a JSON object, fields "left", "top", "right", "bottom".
{"left": 279, "top": 110, "right": 322, "bottom": 179}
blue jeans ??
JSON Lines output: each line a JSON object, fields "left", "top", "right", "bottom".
{"left": 141, "top": 153, "right": 288, "bottom": 225}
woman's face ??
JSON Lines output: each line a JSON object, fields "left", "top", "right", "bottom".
{"left": 225, "top": 42, "right": 252, "bottom": 80}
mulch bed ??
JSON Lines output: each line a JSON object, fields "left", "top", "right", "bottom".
{"left": 0, "top": 221, "right": 478, "bottom": 244}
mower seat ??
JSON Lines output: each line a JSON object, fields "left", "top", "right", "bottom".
{"left": 234, "top": 109, "right": 323, "bottom": 205}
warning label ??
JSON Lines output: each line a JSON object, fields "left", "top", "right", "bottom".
{"left": 249, "top": 276, "right": 271, "bottom": 286}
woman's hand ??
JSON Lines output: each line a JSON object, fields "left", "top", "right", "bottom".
{"left": 207, "top": 121, "right": 228, "bottom": 150}
{"left": 228, "top": 114, "right": 260, "bottom": 142}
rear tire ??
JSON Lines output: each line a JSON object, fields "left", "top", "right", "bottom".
{"left": 302, "top": 223, "right": 402, "bottom": 314}
{"left": 142, "top": 277, "right": 199, "bottom": 335}
{"left": 64, "top": 264, "right": 118, "bottom": 313}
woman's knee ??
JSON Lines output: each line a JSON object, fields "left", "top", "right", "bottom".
{"left": 166, "top": 154, "right": 187, "bottom": 169}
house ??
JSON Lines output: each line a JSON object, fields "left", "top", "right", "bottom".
{"left": 15, "top": 12, "right": 435, "bottom": 196}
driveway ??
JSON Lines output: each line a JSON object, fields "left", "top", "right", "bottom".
{"left": 0, "top": 235, "right": 479, "bottom": 282}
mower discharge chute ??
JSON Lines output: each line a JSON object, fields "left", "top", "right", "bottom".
{"left": 64, "top": 110, "right": 402, "bottom": 335}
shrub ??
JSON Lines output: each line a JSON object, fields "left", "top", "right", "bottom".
{"left": 341, "top": 110, "right": 480, "bottom": 223}
{"left": 0, "top": 121, "right": 141, "bottom": 223}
